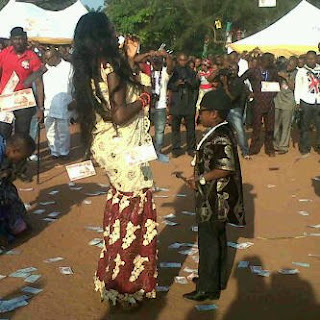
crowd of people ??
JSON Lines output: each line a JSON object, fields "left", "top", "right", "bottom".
{"left": 0, "top": 10, "right": 319, "bottom": 311}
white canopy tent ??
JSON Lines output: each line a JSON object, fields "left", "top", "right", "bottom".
{"left": 229, "top": 0, "right": 320, "bottom": 57}
{"left": 0, "top": 0, "right": 88, "bottom": 44}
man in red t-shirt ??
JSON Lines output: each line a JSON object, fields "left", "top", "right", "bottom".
{"left": 0, "top": 27, "right": 44, "bottom": 138}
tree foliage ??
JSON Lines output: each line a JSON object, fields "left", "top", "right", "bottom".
{"left": 105, "top": 0, "right": 320, "bottom": 55}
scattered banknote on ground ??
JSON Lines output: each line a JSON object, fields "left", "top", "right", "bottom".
{"left": 19, "top": 188, "right": 34, "bottom": 192}
{"left": 88, "top": 238, "right": 103, "bottom": 246}
{"left": 298, "top": 199, "right": 313, "bottom": 202}
{"left": 278, "top": 268, "right": 299, "bottom": 275}
{"left": 0, "top": 296, "right": 29, "bottom": 313}
{"left": 10, "top": 267, "right": 37, "bottom": 278}
{"left": 178, "top": 248, "right": 198, "bottom": 256}
{"left": 70, "top": 186, "right": 83, "bottom": 191}
{"left": 228, "top": 223, "right": 245, "bottom": 228}
{"left": 154, "top": 195, "right": 169, "bottom": 199}
{"left": 43, "top": 218, "right": 57, "bottom": 223}
{"left": 250, "top": 266, "right": 270, "bottom": 277}
{"left": 83, "top": 200, "right": 92, "bottom": 205}
{"left": 195, "top": 304, "right": 218, "bottom": 311}
{"left": 192, "top": 256, "right": 199, "bottom": 263}
{"left": 168, "top": 243, "right": 183, "bottom": 249}
{"left": 40, "top": 201, "right": 56, "bottom": 206}
{"left": 298, "top": 211, "right": 310, "bottom": 216}
{"left": 176, "top": 194, "right": 187, "bottom": 198}
{"left": 85, "top": 190, "right": 108, "bottom": 196}
{"left": 48, "top": 212, "right": 61, "bottom": 218}
{"left": 181, "top": 211, "right": 196, "bottom": 216}
{"left": 308, "top": 224, "right": 320, "bottom": 229}
{"left": 66, "top": 160, "right": 96, "bottom": 181}
{"left": 184, "top": 267, "right": 198, "bottom": 273}
{"left": 159, "top": 262, "right": 182, "bottom": 268}
{"left": 97, "top": 183, "right": 110, "bottom": 188}
{"left": 227, "top": 242, "right": 254, "bottom": 249}
{"left": 163, "top": 220, "right": 178, "bottom": 226}
{"left": 44, "top": 257, "right": 64, "bottom": 263}
{"left": 174, "top": 276, "right": 188, "bottom": 284}
{"left": 250, "top": 266, "right": 262, "bottom": 274}
{"left": 238, "top": 261, "right": 250, "bottom": 268}
{"left": 25, "top": 275, "right": 41, "bottom": 283}
{"left": 21, "top": 287, "right": 43, "bottom": 294}
{"left": 153, "top": 187, "right": 169, "bottom": 192}
{"left": 163, "top": 213, "right": 176, "bottom": 219}
{"left": 85, "top": 226, "right": 103, "bottom": 233}
{"left": 4, "top": 250, "right": 21, "bottom": 255}
{"left": 187, "top": 272, "right": 198, "bottom": 281}
{"left": 48, "top": 190, "right": 59, "bottom": 195}
{"left": 59, "top": 267, "right": 74, "bottom": 275}
{"left": 33, "top": 209, "right": 46, "bottom": 215}
{"left": 267, "top": 184, "right": 276, "bottom": 188}
{"left": 292, "top": 262, "right": 310, "bottom": 268}
{"left": 156, "top": 286, "right": 170, "bottom": 292}
{"left": 0, "top": 275, "right": 6, "bottom": 281}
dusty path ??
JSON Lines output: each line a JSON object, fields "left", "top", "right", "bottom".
{"left": 1, "top": 125, "right": 319, "bottom": 320}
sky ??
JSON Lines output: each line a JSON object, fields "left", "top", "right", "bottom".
{"left": 81, "top": 0, "right": 104, "bottom": 9}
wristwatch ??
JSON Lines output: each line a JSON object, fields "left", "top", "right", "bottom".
{"left": 198, "top": 175, "right": 206, "bottom": 186}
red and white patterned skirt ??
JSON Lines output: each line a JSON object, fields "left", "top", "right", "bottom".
{"left": 94, "top": 187, "right": 157, "bottom": 306}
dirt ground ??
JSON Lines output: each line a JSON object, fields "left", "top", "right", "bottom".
{"left": 1, "top": 124, "right": 319, "bottom": 320}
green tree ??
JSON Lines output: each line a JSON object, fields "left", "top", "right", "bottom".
{"left": 105, "top": 0, "right": 320, "bottom": 55}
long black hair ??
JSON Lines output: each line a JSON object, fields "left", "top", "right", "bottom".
{"left": 72, "top": 12, "right": 138, "bottom": 148}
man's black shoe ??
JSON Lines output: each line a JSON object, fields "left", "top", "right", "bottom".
{"left": 183, "top": 290, "right": 220, "bottom": 301}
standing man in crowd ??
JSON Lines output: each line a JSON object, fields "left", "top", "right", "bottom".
{"left": 0, "top": 27, "right": 44, "bottom": 137}
{"left": 183, "top": 88, "right": 245, "bottom": 302}
{"left": 168, "top": 53, "right": 198, "bottom": 158}
{"left": 242, "top": 53, "right": 279, "bottom": 157}
{"left": 274, "top": 56, "right": 298, "bottom": 154}
{"left": 43, "top": 48, "right": 73, "bottom": 159}
{"left": 295, "top": 51, "right": 320, "bottom": 156}
{"left": 223, "top": 62, "right": 250, "bottom": 159}
{"left": 150, "top": 50, "right": 173, "bottom": 163}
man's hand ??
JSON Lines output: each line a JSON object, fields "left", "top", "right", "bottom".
{"left": 36, "top": 108, "right": 44, "bottom": 123}
{"left": 186, "top": 175, "right": 197, "bottom": 190}
{"left": 278, "top": 71, "right": 288, "bottom": 80}
{"left": 295, "top": 104, "right": 301, "bottom": 111}
{"left": 221, "top": 75, "right": 228, "bottom": 88}
{"left": 177, "top": 79, "right": 185, "bottom": 86}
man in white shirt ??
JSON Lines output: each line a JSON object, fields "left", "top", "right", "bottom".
{"left": 150, "top": 51, "right": 173, "bottom": 163}
{"left": 294, "top": 51, "right": 320, "bottom": 155}
{"left": 43, "top": 48, "right": 73, "bottom": 159}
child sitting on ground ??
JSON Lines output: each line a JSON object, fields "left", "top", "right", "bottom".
{"left": 0, "top": 134, "right": 36, "bottom": 247}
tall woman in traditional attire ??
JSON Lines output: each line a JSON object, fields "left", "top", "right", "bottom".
{"left": 72, "top": 13, "right": 157, "bottom": 308}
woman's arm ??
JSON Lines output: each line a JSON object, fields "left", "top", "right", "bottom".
{"left": 107, "top": 72, "right": 145, "bottom": 126}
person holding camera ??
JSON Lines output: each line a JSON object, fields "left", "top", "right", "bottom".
{"left": 168, "top": 53, "right": 199, "bottom": 158}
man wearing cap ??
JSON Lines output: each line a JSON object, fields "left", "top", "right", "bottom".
{"left": 184, "top": 88, "right": 245, "bottom": 302}
{"left": 0, "top": 27, "right": 44, "bottom": 137}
